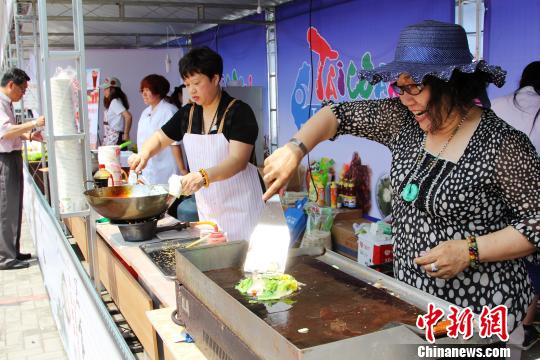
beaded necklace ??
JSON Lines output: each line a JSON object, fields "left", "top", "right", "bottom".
{"left": 401, "top": 109, "right": 469, "bottom": 202}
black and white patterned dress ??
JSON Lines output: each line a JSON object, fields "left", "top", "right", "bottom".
{"left": 330, "top": 98, "right": 540, "bottom": 330}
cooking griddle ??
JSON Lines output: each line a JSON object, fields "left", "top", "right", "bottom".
{"left": 139, "top": 238, "right": 199, "bottom": 279}
{"left": 204, "top": 255, "right": 422, "bottom": 349}
{"left": 175, "top": 243, "right": 491, "bottom": 360}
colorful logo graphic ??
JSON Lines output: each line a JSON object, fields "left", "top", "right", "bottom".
{"left": 223, "top": 68, "right": 254, "bottom": 87}
{"left": 291, "top": 26, "right": 398, "bottom": 129}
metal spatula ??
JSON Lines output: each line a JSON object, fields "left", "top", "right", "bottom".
{"left": 243, "top": 194, "right": 290, "bottom": 274}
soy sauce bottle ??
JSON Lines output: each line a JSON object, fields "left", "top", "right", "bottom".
{"left": 94, "top": 164, "right": 112, "bottom": 188}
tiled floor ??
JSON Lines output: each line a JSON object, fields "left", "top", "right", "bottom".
{"left": 0, "top": 217, "right": 67, "bottom": 360}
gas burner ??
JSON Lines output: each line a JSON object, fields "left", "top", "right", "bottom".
{"left": 110, "top": 214, "right": 163, "bottom": 225}
{"left": 112, "top": 216, "right": 189, "bottom": 242}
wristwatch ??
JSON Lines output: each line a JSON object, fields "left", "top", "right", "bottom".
{"left": 288, "top": 137, "right": 308, "bottom": 156}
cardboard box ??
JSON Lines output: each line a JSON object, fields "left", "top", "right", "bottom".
{"left": 334, "top": 208, "right": 363, "bottom": 221}
{"left": 356, "top": 223, "right": 393, "bottom": 266}
{"left": 331, "top": 218, "right": 371, "bottom": 260}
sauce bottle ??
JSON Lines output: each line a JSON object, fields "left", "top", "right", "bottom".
{"left": 330, "top": 182, "right": 338, "bottom": 208}
{"left": 94, "top": 164, "right": 113, "bottom": 188}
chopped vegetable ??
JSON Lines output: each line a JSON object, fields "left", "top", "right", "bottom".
{"left": 235, "top": 274, "right": 299, "bottom": 301}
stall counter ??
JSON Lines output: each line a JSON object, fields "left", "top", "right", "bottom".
{"left": 96, "top": 220, "right": 205, "bottom": 360}
{"left": 147, "top": 307, "right": 205, "bottom": 360}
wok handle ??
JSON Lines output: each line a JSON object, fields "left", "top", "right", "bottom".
{"left": 155, "top": 222, "right": 187, "bottom": 233}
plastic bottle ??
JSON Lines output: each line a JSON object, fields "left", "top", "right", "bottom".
{"left": 317, "top": 186, "right": 325, "bottom": 207}
{"left": 343, "top": 180, "right": 351, "bottom": 208}
{"left": 324, "top": 182, "right": 331, "bottom": 207}
{"left": 348, "top": 181, "right": 357, "bottom": 209}
{"left": 330, "top": 182, "right": 338, "bottom": 208}
{"left": 94, "top": 164, "right": 113, "bottom": 188}
{"left": 337, "top": 180, "right": 344, "bottom": 208}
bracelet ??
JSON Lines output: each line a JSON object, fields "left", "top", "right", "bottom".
{"left": 198, "top": 168, "right": 210, "bottom": 188}
{"left": 29, "top": 131, "right": 33, "bottom": 141}
{"left": 467, "top": 235, "right": 479, "bottom": 269}
{"left": 288, "top": 137, "right": 308, "bottom": 156}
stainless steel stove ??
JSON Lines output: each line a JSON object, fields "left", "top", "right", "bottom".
{"left": 174, "top": 243, "right": 494, "bottom": 360}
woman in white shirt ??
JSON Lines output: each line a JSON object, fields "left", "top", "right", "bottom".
{"left": 137, "top": 74, "right": 186, "bottom": 184}
{"left": 491, "top": 60, "right": 540, "bottom": 350}
{"left": 101, "top": 77, "right": 132, "bottom": 145}
{"left": 492, "top": 61, "right": 540, "bottom": 152}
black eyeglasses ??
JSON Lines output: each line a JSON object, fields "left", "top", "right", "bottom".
{"left": 390, "top": 82, "right": 425, "bottom": 96}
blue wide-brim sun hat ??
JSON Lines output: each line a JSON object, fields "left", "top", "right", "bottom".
{"left": 358, "top": 20, "right": 506, "bottom": 87}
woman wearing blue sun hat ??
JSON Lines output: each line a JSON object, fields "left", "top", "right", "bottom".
{"left": 263, "top": 20, "right": 540, "bottom": 349}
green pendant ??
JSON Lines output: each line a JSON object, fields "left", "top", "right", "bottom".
{"left": 401, "top": 183, "right": 419, "bottom": 202}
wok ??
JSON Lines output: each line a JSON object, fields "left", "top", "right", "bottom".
{"left": 84, "top": 184, "right": 175, "bottom": 221}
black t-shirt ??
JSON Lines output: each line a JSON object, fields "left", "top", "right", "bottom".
{"left": 161, "top": 91, "right": 258, "bottom": 146}
{"left": 161, "top": 90, "right": 263, "bottom": 192}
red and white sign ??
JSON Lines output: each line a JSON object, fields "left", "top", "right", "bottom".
{"left": 86, "top": 68, "right": 100, "bottom": 149}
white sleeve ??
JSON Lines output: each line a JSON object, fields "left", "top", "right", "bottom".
{"left": 109, "top": 98, "right": 126, "bottom": 115}
{"left": 161, "top": 106, "right": 181, "bottom": 146}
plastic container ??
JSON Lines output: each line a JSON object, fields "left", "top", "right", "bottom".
{"left": 207, "top": 231, "right": 227, "bottom": 244}
{"left": 98, "top": 145, "right": 122, "bottom": 184}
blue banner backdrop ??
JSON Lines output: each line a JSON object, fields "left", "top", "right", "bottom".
{"left": 276, "top": 0, "right": 454, "bottom": 217}
{"left": 189, "top": 0, "right": 454, "bottom": 217}
{"left": 191, "top": 18, "right": 269, "bottom": 141}
{"left": 484, "top": 0, "right": 540, "bottom": 98}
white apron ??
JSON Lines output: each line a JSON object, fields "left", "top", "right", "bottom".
{"left": 182, "top": 100, "right": 264, "bottom": 241}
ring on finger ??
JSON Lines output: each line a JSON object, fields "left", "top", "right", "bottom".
{"left": 430, "top": 263, "right": 439, "bottom": 272}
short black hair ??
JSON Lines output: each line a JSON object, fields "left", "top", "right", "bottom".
{"left": 518, "top": 61, "right": 540, "bottom": 93}
{"left": 168, "top": 84, "right": 185, "bottom": 108}
{"left": 178, "top": 46, "right": 223, "bottom": 81}
{"left": 1, "top": 68, "right": 30, "bottom": 87}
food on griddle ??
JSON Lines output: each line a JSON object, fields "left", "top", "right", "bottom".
{"left": 235, "top": 274, "right": 299, "bottom": 301}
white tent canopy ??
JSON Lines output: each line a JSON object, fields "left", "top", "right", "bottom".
{"left": 10, "top": 0, "right": 290, "bottom": 50}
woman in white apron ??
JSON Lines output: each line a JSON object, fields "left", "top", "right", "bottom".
{"left": 137, "top": 74, "right": 186, "bottom": 184}
{"left": 100, "top": 77, "right": 132, "bottom": 145}
{"left": 129, "top": 47, "right": 264, "bottom": 241}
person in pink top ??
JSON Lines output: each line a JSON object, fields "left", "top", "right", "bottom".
{"left": 0, "top": 68, "right": 45, "bottom": 270}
